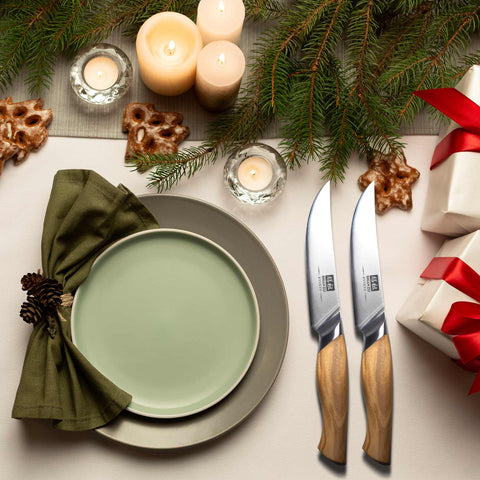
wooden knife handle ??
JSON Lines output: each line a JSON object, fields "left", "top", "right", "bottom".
{"left": 316, "top": 334, "right": 348, "bottom": 464}
{"left": 361, "top": 334, "right": 393, "bottom": 464}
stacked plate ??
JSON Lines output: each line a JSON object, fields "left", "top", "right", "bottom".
{"left": 71, "top": 195, "right": 288, "bottom": 449}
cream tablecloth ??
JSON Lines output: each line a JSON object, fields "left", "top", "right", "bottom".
{"left": 1, "top": 136, "right": 480, "bottom": 480}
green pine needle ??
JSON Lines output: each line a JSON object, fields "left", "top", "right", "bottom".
{"left": 1, "top": 0, "right": 480, "bottom": 191}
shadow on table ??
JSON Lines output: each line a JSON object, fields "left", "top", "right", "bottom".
{"left": 362, "top": 452, "right": 391, "bottom": 475}
{"left": 318, "top": 453, "right": 347, "bottom": 475}
{"left": 18, "top": 376, "right": 282, "bottom": 462}
{"left": 20, "top": 419, "right": 95, "bottom": 451}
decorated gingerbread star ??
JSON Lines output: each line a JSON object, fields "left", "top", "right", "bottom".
{"left": 358, "top": 150, "right": 420, "bottom": 214}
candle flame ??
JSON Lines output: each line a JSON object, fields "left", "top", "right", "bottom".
{"left": 218, "top": 0, "right": 225, "bottom": 12}
{"left": 97, "top": 70, "right": 103, "bottom": 79}
{"left": 249, "top": 169, "right": 256, "bottom": 176}
{"left": 217, "top": 53, "right": 225, "bottom": 65}
{"left": 165, "top": 40, "right": 176, "bottom": 56}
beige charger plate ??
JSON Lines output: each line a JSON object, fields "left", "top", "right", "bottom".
{"left": 96, "top": 194, "right": 289, "bottom": 449}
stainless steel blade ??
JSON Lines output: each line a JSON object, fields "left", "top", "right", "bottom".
{"left": 350, "top": 182, "right": 387, "bottom": 350}
{"left": 306, "top": 182, "right": 342, "bottom": 348}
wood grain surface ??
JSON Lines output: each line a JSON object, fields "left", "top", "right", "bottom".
{"left": 361, "top": 334, "right": 393, "bottom": 464}
{"left": 316, "top": 334, "right": 348, "bottom": 464}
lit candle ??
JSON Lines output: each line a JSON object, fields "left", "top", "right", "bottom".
{"left": 197, "top": 0, "right": 245, "bottom": 45}
{"left": 136, "top": 12, "right": 203, "bottom": 96}
{"left": 237, "top": 156, "right": 273, "bottom": 191}
{"left": 195, "top": 40, "right": 245, "bottom": 111}
{"left": 83, "top": 56, "right": 119, "bottom": 90}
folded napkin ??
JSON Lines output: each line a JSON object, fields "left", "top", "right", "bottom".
{"left": 12, "top": 170, "right": 160, "bottom": 430}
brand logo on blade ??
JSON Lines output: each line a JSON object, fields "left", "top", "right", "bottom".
{"left": 320, "top": 274, "right": 335, "bottom": 292}
{"left": 365, "top": 274, "right": 379, "bottom": 292}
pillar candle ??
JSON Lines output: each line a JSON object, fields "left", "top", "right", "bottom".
{"left": 197, "top": 0, "right": 245, "bottom": 45}
{"left": 195, "top": 41, "right": 245, "bottom": 111}
{"left": 136, "top": 12, "right": 203, "bottom": 96}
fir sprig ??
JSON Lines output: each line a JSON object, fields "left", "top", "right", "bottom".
{"left": 244, "top": 0, "right": 287, "bottom": 20}
{"left": 124, "top": 0, "right": 480, "bottom": 189}
{"left": 1, "top": 1, "right": 480, "bottom": 189}
{"left": 129, "top": 146, "right": 218, "bottom": 192}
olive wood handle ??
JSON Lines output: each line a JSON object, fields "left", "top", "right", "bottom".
{"left": 316, "top": 334, "right": 348, "bottom": 464}
{"left": 361, "top": 334, "right": 393, "bottom": 464}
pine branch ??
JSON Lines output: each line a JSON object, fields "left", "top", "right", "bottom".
{"left": 0, "top": 0, "right": 61, "bottom": 94}
{"left": 244, "top": 0, "right": 287, "bottom": 20}
{"left": 49, "top": 0, "right": 92, "bottom": 52}
{"left": 383, "top": 2, "right": 480, "bottom": 121}
{"left": 374, "top": 2, "right": 435, "bottom": 76}
{"left": 267, "top": 0, "right": 338, "bottom": 113}
{"left": 24, "top": 34, "right": 56, "bottom": 95}
{"left": 128, "top": 146, "right": 218, "bottom": 192}
{"left": 279, "top": 0, "right": 352, "bottom": 168}
{"left": 2, "top": 0, "right": 480, "bottom": 191}
{"left": 342, "top": 0, "right": 403, "bottom": 158}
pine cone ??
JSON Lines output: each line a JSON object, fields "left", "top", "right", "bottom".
{"left": 34, "top": 278, "right": 63, "bottom": 308}
{"left": 20, "top": 296, "right": 44, "bottom": 325}
{"left": 21, "top": 271, "right": 44, "bottom": 293}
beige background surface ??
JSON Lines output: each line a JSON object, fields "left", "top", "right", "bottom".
{"left": 2, "top": 135, "right": 480, "bottom": 479}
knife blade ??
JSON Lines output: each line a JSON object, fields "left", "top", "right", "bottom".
{"left": 350, "top": 182, "right": 393, "bottom": 465}
{"left": 306, "top": 181, "right": 348, "bottom": 464}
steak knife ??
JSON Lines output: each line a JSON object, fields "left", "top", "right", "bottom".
{"left": 306, "top": 181, "right": 348, "bottom": 464}
{"left": 350, "top": 182, "right": 393, "bottom": 464}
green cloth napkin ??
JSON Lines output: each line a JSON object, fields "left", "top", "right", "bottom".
{"left": 12, "top": 170, "right": 160, "bottom": 431}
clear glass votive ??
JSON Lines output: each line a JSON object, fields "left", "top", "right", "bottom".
{"left": 224, "top": 143, "right": 287, "bottom": 205}
{"left": 70, "top": 43, "right": 132, "bottom": 105}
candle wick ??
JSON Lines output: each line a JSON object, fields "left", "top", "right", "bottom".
{"left": 165, "top": 40, "right": 176, "bottom": 56}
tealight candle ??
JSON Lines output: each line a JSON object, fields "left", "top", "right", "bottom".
{"left": 197, "top": 0, "right": 245, "bottom": 45}
{"left": 70, "top": 43, "right": 132, "bottom": 105}
{"left": 195, "top": 41, "right": 245, "bottom": 111}
{"left": 237, "top": 156, "right": 273, "bottom": 191}
{"left": 136, "top": 12, "right": 203, "bottom": 96}
{"left": 83, "top": 56, "right": 119, "bottom": 90}
{"left": 224, "top": 143, "right": 287, "bottom": 205}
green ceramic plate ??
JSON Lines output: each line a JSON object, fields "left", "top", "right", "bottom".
{"left": 96, "top": 194, "right": 288, "bottom": 449}
{"left": 72, "top": 229, "right": 259, "bottom": 418}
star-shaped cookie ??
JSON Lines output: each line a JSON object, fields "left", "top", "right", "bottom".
{"left": 358, "top": 150, "right": 420, "bottom": 214}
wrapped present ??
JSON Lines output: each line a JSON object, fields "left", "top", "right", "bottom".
{"left": 396, "top": 230, "right": 480, "bottom": 394}
{"left": 417, "top": 65, "right": 480, "bottom": 236}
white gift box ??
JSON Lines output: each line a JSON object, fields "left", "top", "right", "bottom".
{"left": 397, "top": 230, "right": 480, "bottom": 359}
{"left": 421, "top": 65, "right": 480, "bottom": 236}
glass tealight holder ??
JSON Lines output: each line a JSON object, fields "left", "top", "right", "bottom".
{"left": 70, "top": 43, "right": 132, "bottom": 105}
{"left": 224, "top": 143, "right": 287, "bottom": 205}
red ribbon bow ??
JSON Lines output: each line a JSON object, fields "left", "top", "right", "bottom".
{"left": 421, "top": 257, "right": 480, "bottom": 394}
{"left": 414, "top": 88, "right": 480, "bottom": 169}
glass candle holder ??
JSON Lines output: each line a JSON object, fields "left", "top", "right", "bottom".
{"left": 224, "top": 143, "right": 287, "bottom": 205}
{"left": 70, "top": 43, "right": 132, "bottom": 105}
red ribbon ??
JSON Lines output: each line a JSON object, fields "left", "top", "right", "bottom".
{"left": 421, "top": 257, "right": 480, "bottom": 394}
{"left": 414, "top": 88, "right": 480, "bottom": 169}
